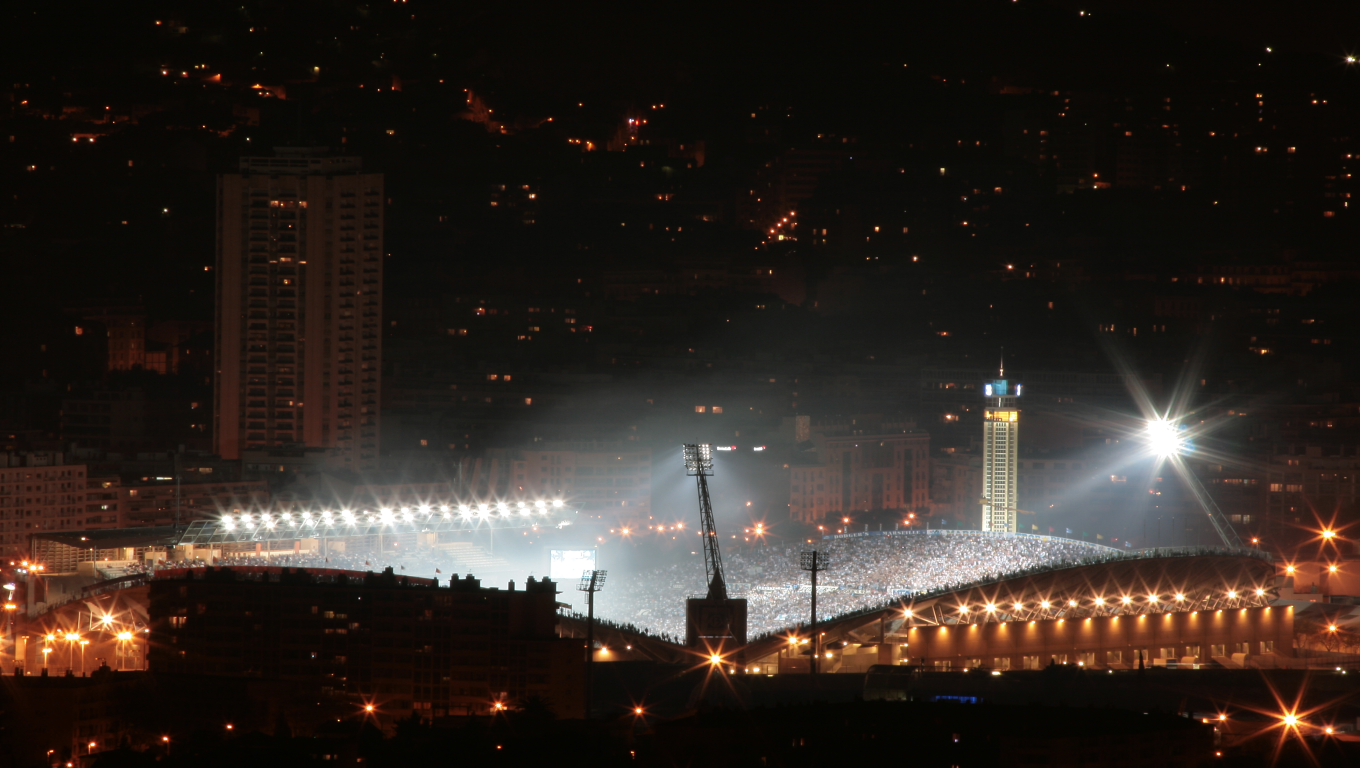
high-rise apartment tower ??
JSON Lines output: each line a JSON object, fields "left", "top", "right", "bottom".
{"left": 981, "top": 373, "right": 1021, "bottom": 533}
{"left": 214, "top": 149, "right": 383, "bottom": 469}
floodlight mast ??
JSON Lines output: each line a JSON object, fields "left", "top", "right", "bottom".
{"left": 578, "top": 569, "right": 607, "bottom": 719}
{"left": 1183, "top": 467, "right": 1245, "bottom": 550}
{"left": 682, "top": 444, "right": 728, "bottom": 601}
{"left": 1146, "top": 419, "right": 1244, "bottom": 550}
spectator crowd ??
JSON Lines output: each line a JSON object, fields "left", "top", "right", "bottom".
{"left": 595, "top": 532, "right": 1117, "bottom": 639}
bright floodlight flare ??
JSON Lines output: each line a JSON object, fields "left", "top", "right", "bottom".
{"left": 1146, "top": 418, "right": 1185, "bottom": 457}
{"left": 709, "top": 654, "right": 722, "bottom": 664}
{"left": 552, "top": 499, "right": 564, "bottom": 508}
{"left": 1323, "top": 529, "right": 1336, "bottom": 540}
{"left": 1176, "top": 593, "right": 1186, "bottom": 602}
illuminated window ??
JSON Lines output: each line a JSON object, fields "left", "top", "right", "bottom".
{"left": 695, "top": 406, "right": 706, "bottom": 413}
{"left": 712, "top": 407, "right": 723, "bottom": 414}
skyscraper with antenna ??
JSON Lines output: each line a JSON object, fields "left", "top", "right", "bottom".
{"left": 981, "top": 355, "right": 1021, "bottom": 532}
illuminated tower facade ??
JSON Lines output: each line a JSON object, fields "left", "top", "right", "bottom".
{"left": 214, "top": 148, "right": 383, "bottom": 469}
{"left": 981, "top": 377, "right": 1021, "bottom": 532}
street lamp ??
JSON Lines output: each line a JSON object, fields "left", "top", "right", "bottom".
{"left": 116, "top": 631, "right": 133, "bottom": 670}
{"left": 79, "top": 639, "right": 89, "bottom": 676}
{"left": 64, "top": 633, "right": 80, "bottom": 674}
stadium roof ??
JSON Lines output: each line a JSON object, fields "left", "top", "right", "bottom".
{"left": 32, "top": 526, "right": 182, "bottom": 550}
{"left": 742, "top": 549, "right": 1275, "bottom": 661}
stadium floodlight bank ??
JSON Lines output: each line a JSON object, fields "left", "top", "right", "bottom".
{"left": 683, "top": 443, "right": 714, "bottom": 476}
{"left": 176, "top": 499, "right": 572, "bottom": 546}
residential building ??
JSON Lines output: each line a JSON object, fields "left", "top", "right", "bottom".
{"left": 1265, "top": 443, "right": 1360, "bottom": 546}
{"left": 0, "top": 453, "right": 88, "bottom": 556}
{"left": 214, "top": 148, "right": 383, "bottom": 470}
{"left": 788, "top": 416, "right": 930, "bottom": 522}
{"left": 513, "top": 443, "right": 651, "bottom": 518}
{"left": 116, "top": 477, "right": 270, "bottom": 526}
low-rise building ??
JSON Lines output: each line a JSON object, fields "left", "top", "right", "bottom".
{"left": 147, "top": 567, "right": 584, "bottom": 721}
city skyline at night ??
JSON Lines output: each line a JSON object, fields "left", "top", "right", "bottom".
{"left": 4, "top": 2, "right": 1360, "bottom": 765}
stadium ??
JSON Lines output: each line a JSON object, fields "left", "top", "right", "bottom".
{"left": 15, "top": 518, "right": 1298, "bottom": 675}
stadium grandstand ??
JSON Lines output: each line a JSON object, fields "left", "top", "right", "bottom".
{"left": 595, "top": 530, "right": 1125, "bottom": 639}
